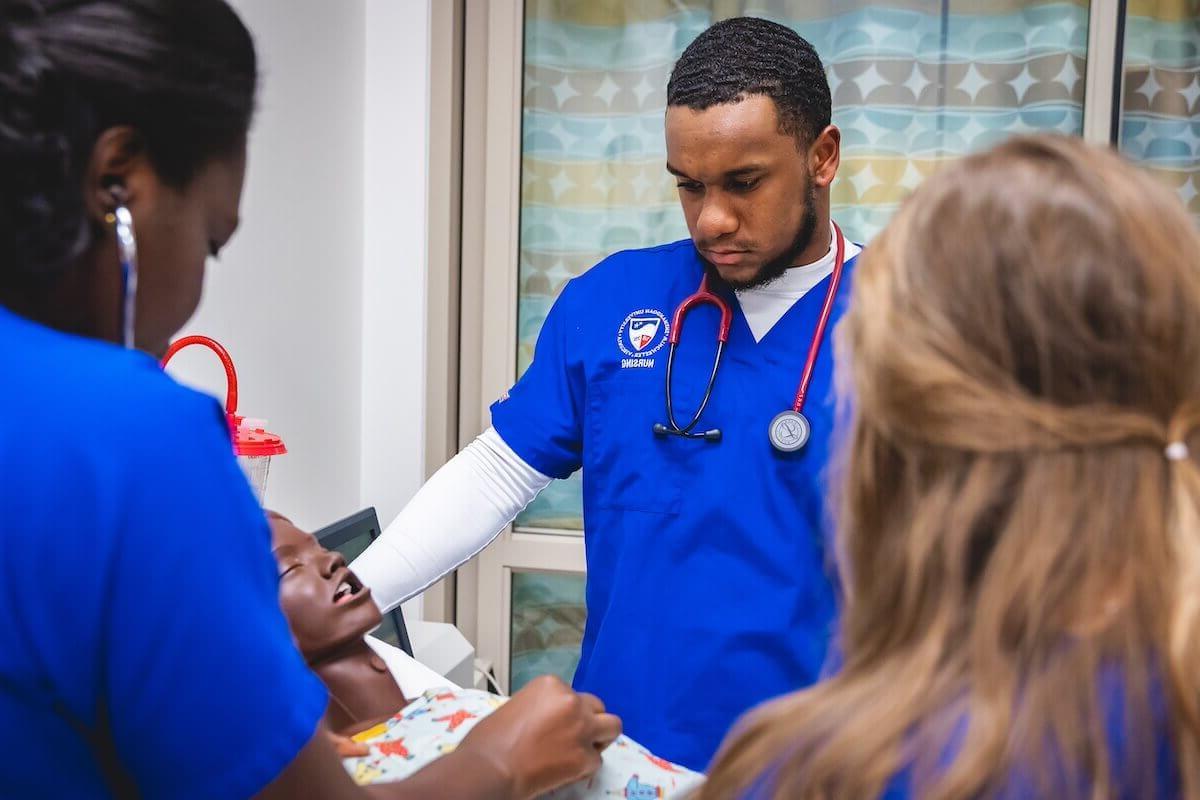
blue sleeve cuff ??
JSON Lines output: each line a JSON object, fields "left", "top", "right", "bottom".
{"left": 491, "top": 408, "right": 576, "bottom": 480}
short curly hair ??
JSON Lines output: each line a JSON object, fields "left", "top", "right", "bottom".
{"left": 667, "top": 16, "right": 831, "bottom": 146}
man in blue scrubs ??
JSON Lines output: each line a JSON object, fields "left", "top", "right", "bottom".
{"left": 353, "top": 17, "right": 863, "bottom": 771}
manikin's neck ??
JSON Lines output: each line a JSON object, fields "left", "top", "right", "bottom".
{"left": 308, "top": 637, "right": 408, "bottom": 735}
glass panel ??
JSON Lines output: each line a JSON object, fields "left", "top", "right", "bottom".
{"left": 517, "top": 0, "right": 1090, "bottom": 530}
{"left": 1118, "top": 1, "right": 1200, "bottom": 226}
{"left": 514, "top": 473, "right": 583, "bottom": 531}
{"left": 510, "top": 571, "right": 587, "bottom": 692}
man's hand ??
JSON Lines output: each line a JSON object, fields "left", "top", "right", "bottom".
{"left": 456, "top": 675, "right": 622, "bottom": 800}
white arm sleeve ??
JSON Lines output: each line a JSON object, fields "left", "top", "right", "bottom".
{"left": 351, "top": 427, "right": 553, "bottom": 613}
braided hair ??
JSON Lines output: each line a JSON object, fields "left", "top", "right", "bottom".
{"left": 667, "top": 16, "right": 831, "bottom": 145}
{"left": 0, "top": 0, "right": 257, "bottom": 288}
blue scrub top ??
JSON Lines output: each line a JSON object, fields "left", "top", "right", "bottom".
{"left": 0, "top": 307, "right": 327, "bottom": 798}
{"left": 492, "top": 239, "right": 859, "bottom": 770}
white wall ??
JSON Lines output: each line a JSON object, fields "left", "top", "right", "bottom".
{"left": 167, "top": 0, "right": 432, "bottom": 626}
{"left": 362, "top": 0, "right": 431, "bottom": 621}
{"left": 168, "top": 0, "right": 368, "bottom": 530}
{"left": 361, "top": 0, "right": 429, "bottom": 550}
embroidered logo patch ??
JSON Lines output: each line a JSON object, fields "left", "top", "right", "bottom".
{"left": 617, "top": 309, "right": 669, "bottom": 368}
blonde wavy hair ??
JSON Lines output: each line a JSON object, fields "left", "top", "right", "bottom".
{"left": 702, "top": 134, "right": 1200, "bottom": 799}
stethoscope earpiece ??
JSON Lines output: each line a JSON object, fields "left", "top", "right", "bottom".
{"left": 109, "top": 198, "right": 138, "bottom": 350}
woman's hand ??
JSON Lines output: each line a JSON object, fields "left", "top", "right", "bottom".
{"left": 325, "top": 729, "right": 370, "bottom": 758}
{"left": 457, "top": 675, "right": 622, "bottom": 799}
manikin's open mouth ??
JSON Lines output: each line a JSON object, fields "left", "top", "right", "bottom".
{"left": 332, "top": 570, "right": 364, "bottom": 604}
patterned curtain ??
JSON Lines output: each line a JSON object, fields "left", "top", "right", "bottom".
{"left": 1119, "top": 0, "right": 1200, "bottom": 224}
{"left": 516, "top": 0, "right": 1090, "bottom": 530}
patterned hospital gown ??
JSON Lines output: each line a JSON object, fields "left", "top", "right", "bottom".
{"left": 344, "top": 688, "right": 706, "bottom": 798}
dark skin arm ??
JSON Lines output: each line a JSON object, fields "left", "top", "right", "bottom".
{"left": 257, "top": 676, "right": 621, "bottom": 800}
{"left": 257, "top": 725, "right": 516, "bottom": 800}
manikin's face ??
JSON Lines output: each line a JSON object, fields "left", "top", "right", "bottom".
{"left": 270, "top": 514, "right": 380, "bottom": 662}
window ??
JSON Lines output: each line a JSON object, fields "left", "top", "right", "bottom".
{"left": 1118, "top": 0, "right": 1200, "bottom": 225}
{"left": 516, "top": 0, "right": 1092, "bottom": 531}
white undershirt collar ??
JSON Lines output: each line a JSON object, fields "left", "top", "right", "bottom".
{"left": 735, "top": 226, "right": 862, "bottom": 343}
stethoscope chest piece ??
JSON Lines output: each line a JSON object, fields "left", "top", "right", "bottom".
{"left": 769, "top": 410, "right": 811, "bottom": 453}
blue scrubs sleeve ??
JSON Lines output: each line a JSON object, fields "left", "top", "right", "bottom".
{"left": 103, "top": 392, "right": 327, "bottom": 799}
{"left": 491, "top": 279, "right": 587, "bottom": 478}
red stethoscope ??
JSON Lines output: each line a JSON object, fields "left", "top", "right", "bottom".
{"left": 651, "top": 223, "right": 846, "bottom": 453}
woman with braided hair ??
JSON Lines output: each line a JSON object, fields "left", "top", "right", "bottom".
{"left": 0, "top": 2, "right": 618, "bottom": 798}
{"left": 702, "top": 133, "right": 1200, "bottom": 798}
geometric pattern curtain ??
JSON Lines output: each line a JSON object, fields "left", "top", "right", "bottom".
{"left": 1119, "top": 0, "right": 1200, "bottom": 225}
{"left": 516, "top": 0, "right": 1091, "bottom": 530}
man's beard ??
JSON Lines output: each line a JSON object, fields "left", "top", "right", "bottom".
{"left": 701, "top": 185, "right": 820, "bottom": 292}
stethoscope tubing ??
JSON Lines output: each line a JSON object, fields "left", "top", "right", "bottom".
{"left": 657, "top": 222, "right": 847, "bottom": 442}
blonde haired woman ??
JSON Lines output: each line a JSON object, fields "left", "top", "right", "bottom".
{"left": 703, "top": 134, "right": 1199, "bottom": 798}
